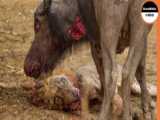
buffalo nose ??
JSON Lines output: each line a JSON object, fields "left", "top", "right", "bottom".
{"left": 24, "top": 61, "right": 41, "bottom": 78}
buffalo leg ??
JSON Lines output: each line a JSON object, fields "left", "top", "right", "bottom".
{"left": 99, "top": 1, "right": 128, "bottom": 120}
{"left": 136, "top": 54, "right": 152, "bottom": 120}
{"left": 100, "top": 30, "right": 119, "bottom": 120}
{"left": 121, "top": 1, "right": 152, "bottom": 118}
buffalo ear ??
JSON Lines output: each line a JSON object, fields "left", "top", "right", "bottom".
{"left": 43, "top": 0, "right": 52, "bottom": 13}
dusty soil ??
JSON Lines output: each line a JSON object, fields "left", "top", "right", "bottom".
{"left": 0, "top": 0, "right": 157, "bottom": 120}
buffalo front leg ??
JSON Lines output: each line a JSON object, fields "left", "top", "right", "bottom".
{"left": 136, "top": 54, "right": 152, "bottom": 120}
{"left": 99, "top": 32, "right": 119, "bottom": 120}
{"left": 98, "top": 1, "right": 128, "bottom": 120}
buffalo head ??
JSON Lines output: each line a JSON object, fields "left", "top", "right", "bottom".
{"left": 24, "top": 0, "right": 86, "bottom": 78}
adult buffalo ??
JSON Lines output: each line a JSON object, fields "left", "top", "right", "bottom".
{"left": 24, "top": 0, "right": 153, "bottom": 120}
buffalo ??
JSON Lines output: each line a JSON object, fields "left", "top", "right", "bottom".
{"left": 24, "top": 0, "right": 153, "bottom": 120}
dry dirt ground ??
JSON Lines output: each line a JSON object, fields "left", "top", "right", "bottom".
{"left": 0, "top": 0, "right": 157, "bottom": 120}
